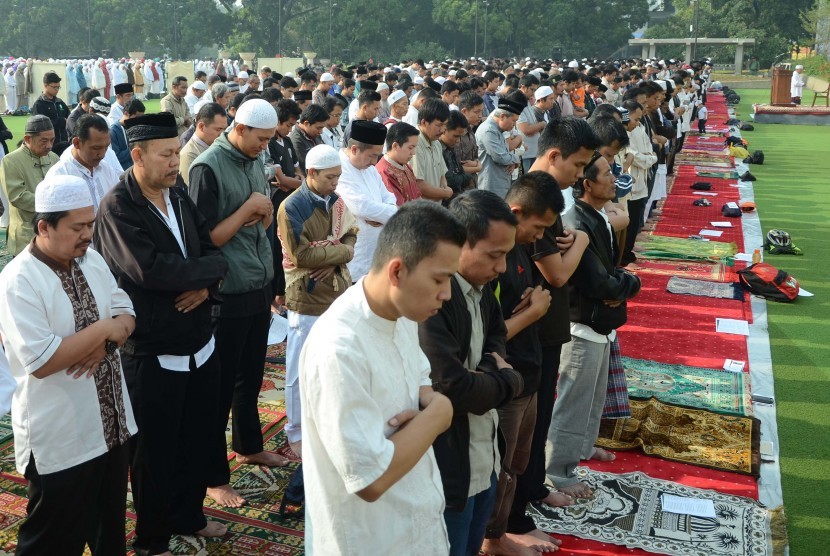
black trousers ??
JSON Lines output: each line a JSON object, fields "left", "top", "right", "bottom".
{"left": 207, "top": 310, "right": 271, "bottom": 487}
{"left": 622, "top": 197, "right": 648, "bottom": 266}
{"left": 16, "top": 444, "right": 129, "bottom": 556}
{"left": 507, "top": 343, "right": 562, "bottom": 534}
{"left": 122, "top": 352, "right": 220, "bottom": 554}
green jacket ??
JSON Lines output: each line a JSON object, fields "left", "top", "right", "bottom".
{"left": 189, "top": 132, "right": 274, "bottom": 295}
{"left": 0, "top": 146, "right": 59, "bottom": 256}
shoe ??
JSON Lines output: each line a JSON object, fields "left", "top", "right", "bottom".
{"left": 740, "top": 171, "right": 756, "bottom": 182}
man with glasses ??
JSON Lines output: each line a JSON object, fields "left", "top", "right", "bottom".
{"left": 31, "top": 72, "right": 71, "bottom": 154}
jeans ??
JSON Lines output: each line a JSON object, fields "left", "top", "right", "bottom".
{"left": 444, "top": 473, "right": 498, "bottom": 556}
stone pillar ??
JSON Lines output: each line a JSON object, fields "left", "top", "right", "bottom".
{"left": 685, "top": 42, "right": 693, "bottom": 62}
{"left": 641, "top": 44, "right": 649, "bottom": 59}
{"left": 734, "top": 43, "right": 745, "bottom": 75}
{"left": 648, "top": 42, "right": 657, "bottom": 59}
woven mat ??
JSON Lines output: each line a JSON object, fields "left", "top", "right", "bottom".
{"left": 530, "top": 468, "right": 782, "bottom": 556}
{"left": 598, "top": 397, "right": 761, "bottom": 476}
{"left": 622, "top": 356, "right": 752, "bottom": 416}
{"left": 667, "top": 276, "right": 744, "bottom": 300}
{"left": 628, "top": 260, "right": 737, "bottom": 283}
{"left": 636, "top": 235, "right": 738, "bottom": 263}
{"left": 697, "top": 170, "right": 741, "bottom": 179}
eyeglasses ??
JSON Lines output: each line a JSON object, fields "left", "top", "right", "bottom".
{"left": 47, "top": 84, "right": 61, "bottom": 90}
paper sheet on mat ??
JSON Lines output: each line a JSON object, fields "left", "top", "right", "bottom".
{"left": 716, "top": 318, "right": 750, "bottom": 336}
{"left": 661, "top": 494, "right": 717, "bottom": 518}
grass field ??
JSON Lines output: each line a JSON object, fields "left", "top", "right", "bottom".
{"left": 733, "top": 88, "right": 830, "bottom": 553}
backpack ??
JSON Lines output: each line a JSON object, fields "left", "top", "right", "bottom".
{"left": 742, "top": 150, "right": 764, "bottom": 165}
{"left": 765, "top": 229, "right": 802, "bottom": 255}
{"left": 738, "top": 263, "right": 799, "bottom": 302}
{"left": 739, "top": 122, "right": 754, "bottom": 131}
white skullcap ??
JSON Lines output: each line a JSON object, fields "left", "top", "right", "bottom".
{"left": 655, "top": 80, "right": 667, "bottom": 90}
{"left": 320, "top": 72, "right": 334, "bottom": 82}
{"left": 192, "top": 81, "right": 207, "bottom": 91}
{"left": 795, "top": 64, "right": 804, "bottom": 70}
{"left": 234, "top": 99, "right": 278, "bottom": 129}
{"left": 285, "top": 72, "right": 294, "bottom": 78}
{"left": 35, "top": 175, "right": 93, "bottom": 213}
{"left": 383, "top": 67, "right": 392, "bottom": 73}
{"left": 414, "top": 76, "right": 425, "bottom": 85}
{"left": 377, "top": 82, "right": 389, "bottom": 92}
{"left": 534, "top": 85, "right": 554, "bottom": 100}
{"left": 435, "top": 76, "right": 447, "bottom": 85}
{"left": 305, "top": 144, "right": 341, "bottom": 170}
{"left": 237, "top": 71, "right": 249, "bottom": 79}
{"left": 568, "top": 60, "right": 579, "bottom": 68}
{"left": 448, "top": 69, "right": 457, "bottom": 76}
{"left": 388, "top": 90, "right": 407, "bottom": 104}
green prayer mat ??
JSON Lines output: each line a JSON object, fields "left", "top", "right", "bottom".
{"left": 622, "top": 356, "right": 753, "bottom": 416}
{"left": 637, "top": 235, "right": 738, "bottom": 263}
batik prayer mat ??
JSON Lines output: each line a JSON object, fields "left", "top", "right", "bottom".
{"left": 667, "top": 277, "right": 744, "bottom": 300}
{"left": 628, "top": 260, "right": 737, "bottom": 283}
{"left": 697, "top": 170, "right": 742, "bottom": 179}
{"left": 636, "top": 235, "right": 738, "bottom": 263}
{"left": 622, "top": 357, "right": 752, "bottom": 416}
{"left": 695, "top": 165, "right": 740, "bottom": 172}
{"left": 261, "top": 343, "right": 287, "bottom": 405}
{"left": 597, "top": 397, "right": 761, "bottom": 477}
{"left": 0, "top": 368, "right": 305, "bottom": 555}
{"left": 529, "top": 468, "right": 781, "bottom": 556}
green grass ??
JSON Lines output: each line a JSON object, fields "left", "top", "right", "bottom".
{"left": 1, "top": 99, "right": 162, "bottom": 148}
{"left": 733, "top": 88, "right": 830, "bottom": 552}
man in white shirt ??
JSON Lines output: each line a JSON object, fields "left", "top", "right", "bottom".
{"left": 93, "top": 112, "right": 230, "bottom": 556}
{"left": 108, "top": 83, "right": 134, "bottom": 126}
{"left": 46, "top": 114, "right": 122, "bottom": 214}
{"left": 791, "top": 64, "right": 806, "bottom": 104}
{"left": 185, "top": 80, "right": 207, "bottom": 115}
{"left": 300, "top": 200, "right": 457, "bottom": 555}
{"left": 336, "top": 120, "right": 398, "bottom": 281}
{"left": 0, "top": 174, "right": 137, "bottom": 556}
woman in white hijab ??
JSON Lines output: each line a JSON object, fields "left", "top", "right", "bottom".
{"left": 67, "top": 63, "right": 80, "bottom": 105}
{"left": 4, "top": 68, "right": 16, "bottom": 113}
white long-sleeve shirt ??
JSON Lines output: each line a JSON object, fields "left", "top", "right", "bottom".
{"left": 791, "top": 71, "right": 806, "bottom": 98}
{"left": 336, "top": 150, "right": 398, "bottom": 280}
{"left": 626, "top": 124, "right": 657, "bottom": 201}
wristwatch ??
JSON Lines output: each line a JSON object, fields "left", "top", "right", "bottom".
{"left": 105, "top": 340, "right": 118, "bottom": 356}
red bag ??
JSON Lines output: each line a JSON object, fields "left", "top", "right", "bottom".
{"left": 737, "top": 263, "right": 799, "bottom": 302}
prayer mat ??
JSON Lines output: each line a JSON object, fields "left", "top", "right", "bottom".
{"left": 667, "top": 276, "right": 744, "bottom": 300}
{"left": 622, "top": 357, "right": 752, "bottom": 416}
{"left": 597, "top": 397, "right": 761, "bottom": 476}
{"left": 261, "top": 342, "right": 287, "bottom": 405}
{"left": 529, "top": 468, "right": 783, "bottom": 556}
{"left": 697, "top": 170, "right": 741, "bottom": 179}
{"left": 636, "top": 235, "right": 738, "bottom": 263}
{"left": 628, "top": 260, "right": 737, "bottom": 283}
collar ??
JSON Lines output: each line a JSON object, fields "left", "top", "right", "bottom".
{"left": 382, "top": 155, "right": 408, "bottom": 170}
{"left": 124, "top": 167, "right": 184, "bottom": 208}
{"left": 29, "top": 239, "right": 73, "bottom": 272}
{"left": 191, "top": 134, "right": 210, "bottom": 150}
{"left": 69, "top": 149, "right": 99, "bottom": 176}
{"left": 419, "top": 131, "right": 435, "bottom": 146}
{"left": 455, "top": 273, "right": 482, "bottom": 299}
{"left": 299, "top": 180, "right": 338, "bottom": 212}
{"left": 355, "top": 278, "right": 397, "bottom": 334}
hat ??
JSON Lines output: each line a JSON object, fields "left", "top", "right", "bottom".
{"left": 114, "top": 83, "right": 133, "bottom": 95}
{"left": 435, "top": 76, "right": 446, "bottom": 85}
{"left": 35, "top": 175, "right": 93, "bottom": 213}
{"left": 226, "top": 82, "right": 240, "bottom": 92}
{"left": 42, "top": 71, "right": 61, "bottom": 84}
{"left": 89, "top": 96, "right": 111, "bottom": 115}
{"left": 534, "top": 85, "right": 554, "bottom": 100}
{"left": 795, "top": 64, "right": 804, "bottom": 70}
{"left": 497, "top": 97, "right": 524, "bottom": 115}
{"left": 124, "top": 112, "right": 179, "bottom": 143}
{"left": 293, "top": 90, "right": 312, "bottom": 101}
{"left": 320, "top": 72, "right": 335, "bottom": 82}
{"left": 568, "top": 60, "right": 579, "bottom": 68}
{"left": 305, "top": 144, "right": 341, "bottom": 170}
{"left": 414, "top": 76, "right": 425, "bottom": 85}
{"left": 237, "top": 71, "right": 249, "bottom": 79}
{"left": 617, "top": 107, "right": 630, "bottom": 123}
{"left": 388, "top": 90, "right": 407, "bottom": 105}
{"left": 377, "top": 82, "right": 389, "bottom": 92}
{"left": 191, "top": 81, "right": 207, "bottom": 91}
{"left": 24, "top": 114, "right": 53, "bottom": 134}
{"left": 234, "top": 98, "right": 278, "bottom": 129}
{"left": 350, "top": 120, "right": 387, "bottom": 146}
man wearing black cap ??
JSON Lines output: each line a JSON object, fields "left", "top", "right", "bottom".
{"left": 108, "top": 82, "right": 134, "bottom": 126}
{"left": 475, "top": 97, "right": 523, "bottom": 198}
{"left": 293, "top": 89, "right": 312, "bottom": 111}
{"left": 31, "top": 71, "right": 70, "bottom": 154}
{"left": 94, "top": 112, "right": 229, "bottom": 555}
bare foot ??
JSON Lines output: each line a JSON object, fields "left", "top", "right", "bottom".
{"left": 540, "top": 490, "right": 574, "bottom": 507}
{"left": 589, "top": 447, "right": 616, "bottom": 462}
{"left": 558, "top": 481, "right": 593, "bottom": 499}
{"left": 207, "top": 484, "right": 246, "bottom": 508}
{"left": 288, "top": 439, "right": 302, "bottom": 459}
{"left": 196, "top": 520, "right": 228, "bottom": 538}
{"left": 481, "top": 535, "right": 544, "bottom": 555}
{"left": 237, "top": 450, "right": 291, "bottom": 467}
{"left": 505, "top": 531, "right": 561, "bottom": 552}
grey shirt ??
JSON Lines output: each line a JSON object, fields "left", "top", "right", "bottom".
{"left": 475, "top": 116, "right": 520, "bottom": 199}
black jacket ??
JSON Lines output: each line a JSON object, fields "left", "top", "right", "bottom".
{"left": 94, "top": 169, "right": 228, "bottom": 356}
{"left": 31, "top": 94, "right": 70, "bottom": 146}
{"left": 418, "top": 276, "right": 524, "bottom": 509}
{"left": 568, "top": 200, "right": 641, "bottom": 334}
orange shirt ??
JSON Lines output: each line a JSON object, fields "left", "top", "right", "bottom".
{"left": 570, "top": 86, "right": 586, "bottom": 109}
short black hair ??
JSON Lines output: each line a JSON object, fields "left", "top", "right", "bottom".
{"left": 172, "top": 75, "right": 188, "bottom": 87}
{"left": 505, "top": 171, "right": 565, "bottom": 217}
{"left": 449, "top": 189, "right": 518, "bottom": 247}
{"left": 623, "top": 86, "right": 647, "bottom": 101}
{"left": 445, "top": 110, "right": 468, "bottom": 131}
{"left": 75, "top": 114, "right": 110, "bottom": 141}
{"left": 195, "top": 70, "right": 207, "bottom": 80}
{"left": 588, "top": 115, "right": 629, "bottom": 149}
{"left": 195, "top": 102, "right": 226, "bottom": 124}
{"left": 622, "top": 99, "right": 643, "bottom": 114}
{"left": 300, "top": 103, "right": 330, "bottom": 125}
{"left": 419, "top": 99, "right": 450, "bottom": 125}
{"left": 279, "top": 76, "right": 298, "bottom": 89}
{"left": 520, "top": 74, "right": 540, "bottom": 89}
{"left": 562, "top": 70, "right": 580, "bottom": 83}
{"left": 324, "top": 95, "right": 348, "bottom": 112}
{"left": 440, "top": 81, "right": 460, "bottom": 94}
{"left": 276, "top": 98, "right": 302, "bottom": 123}
{"left": 123, "top": 99, "right": 145, "bottom": 117}
{"left": 371, "top": 200, "right": 466, "bottom": 271}
{"left": 357, "top": 90, "right": 381, "bottom": 106}
{"left": 537, "top": 116, "right": 601, "bottom": 159}
{"left": 458, "top": 91, "right": 484, "bottom": 111}
{"left": 418, "top": 87, "right": 440, "bottom": 101}
{"left": 81, "top": 88, "right": 101, "bottom": 104}
{"left": 385, "top": 121, "right": 420, "bottom": 150}
{"left": 32, "top": 211, "right": 69, "bottom": 235}
{"left": 261, "top": 88, "right": 283, "bottom": 104}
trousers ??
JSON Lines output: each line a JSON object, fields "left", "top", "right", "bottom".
{"left": 285, "top": 311, "right": 319, "bottom": 444}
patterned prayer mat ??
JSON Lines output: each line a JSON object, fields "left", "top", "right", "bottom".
{"left": 667, "top": 276, "right": 744, "bottom": 300}
{"left": 0, "top": 357, "right": 305, "bottom": 555}
{"left": 530, "top": 468, "right": 782, "bottom": 556}
{"left": 622, "top": 357, "right": 752, "bottom": 416}
{"left": 629, "top": 260, "right": 737, "bottom": 283}
{"left": 636, "top": 235, "right": 738, "bottom": 263}
{"left": 697, "top": 170, "right": 741, "bottom": 179}
{"left": 597, "top": 397, "right": 761, "bottom": 476}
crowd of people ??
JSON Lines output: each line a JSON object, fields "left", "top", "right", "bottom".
{"left": 0, "top": 53, "right": 715, "bottom": 556}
